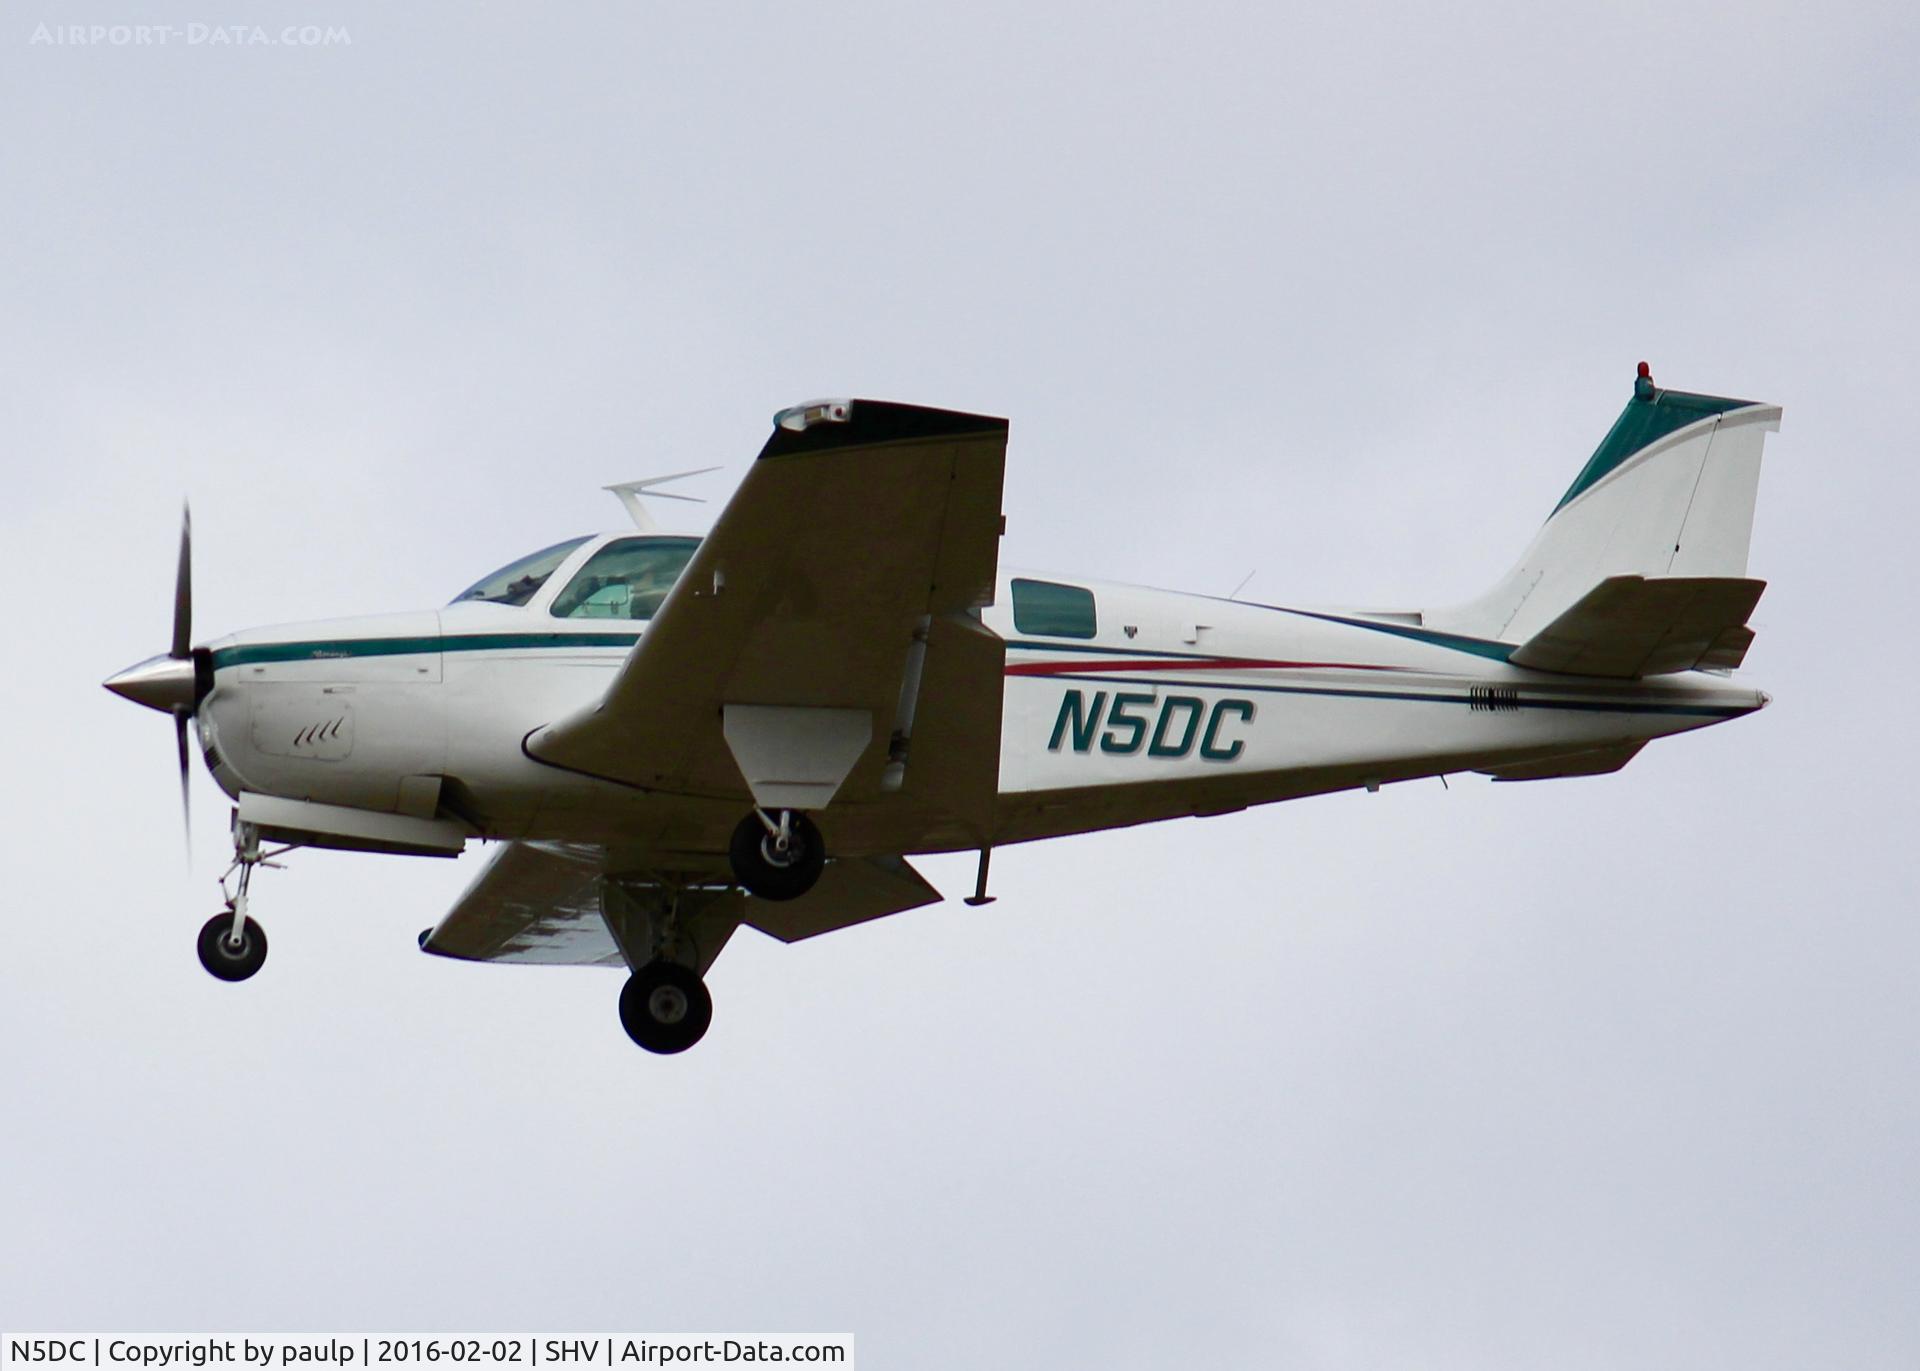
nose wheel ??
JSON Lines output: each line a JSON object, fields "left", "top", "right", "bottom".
{"left": 728, "top": 809, "right": 825, "bottom": 901}
{"left": 198, "top": 816, "right": 292, "bottom": 983}
{"left": 618, "top": 960, "right": 714, "bottom": 1054}
{"left": 198, "top": 912, "right": 267, "bottom": 981}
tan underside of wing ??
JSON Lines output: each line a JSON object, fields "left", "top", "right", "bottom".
{"left": 528, "top": 402, "right": 1007, "bottom": 839}
{"left": 420, "top": 841, "right": 624, "bottom": 966}
{"left": 421, "top": 841, "right": 948, "bottom": 968}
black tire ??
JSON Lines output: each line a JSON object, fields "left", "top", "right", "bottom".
{"left": 728, "top": 810, "right": 826, "bottom": 901}
{"left": 197, "top": 912, "right": 267, "bottom": 982}
{"left": 618, "top": 961, "right": 713, "bottom": 1054}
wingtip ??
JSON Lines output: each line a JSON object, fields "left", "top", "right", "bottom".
{"left": 758, "top": 398, "right": 1008, "bottom": 460}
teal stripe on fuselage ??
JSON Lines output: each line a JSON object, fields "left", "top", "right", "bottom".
{"left": 211, "top": 632, "right": 639, "bottom": 670}
{"left": 1007, "top": 612, "right": 1514, "bottom": 664}
{"left": 1251, "top": 608, "right": 1516, "bottom": 662}
{"left": 210, "top": 631, "right": 1746, "bottom": 718}
{"left": 220, "top": 608, "right": 1511, "bottom": 674}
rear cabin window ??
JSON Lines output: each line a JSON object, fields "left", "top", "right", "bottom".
{"left": 1011, "top": 578, "right": 1097, "bottom": 639}
{"left": 549, "top": 536, "right": 700, "bottom": 621}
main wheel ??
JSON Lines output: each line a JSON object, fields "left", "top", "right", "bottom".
{"left": 728, "top": 810, "right": 825, "bottom": 901}
{"left": 619, "top": 961, "right": 713, "bottom": 1054}
{"left": 197, "top": 912, "right": 268, "bottom": 982}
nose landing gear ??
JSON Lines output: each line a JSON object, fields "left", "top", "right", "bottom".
{"left": 198, "top": 817, "right": 293, "bottom": 983}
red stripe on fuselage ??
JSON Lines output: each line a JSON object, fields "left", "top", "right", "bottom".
{"left": 1003, "top": 656, "right": 1406, "bottom": 677}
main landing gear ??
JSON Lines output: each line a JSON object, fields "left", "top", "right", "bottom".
{"left": 610, "top": 808, "right": 819, "bottom": 1053}
{"left": 197, "top": 818, "right": 291, "bottom": 983}
{"left": 602, "top": 881, "right": 738, "bottom": 1055}
{"left": 727, "top": 808, "right": 824, "bottom": 901}
{"left": 619, "top": 960, "right": 714, "bottom": 1054}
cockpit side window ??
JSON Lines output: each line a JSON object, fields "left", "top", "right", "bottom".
{"left": 450, "top": 537, "right": 591, "bottom": 608}
{"left": 549, "top": 536, "right": 701, "bottom": 621}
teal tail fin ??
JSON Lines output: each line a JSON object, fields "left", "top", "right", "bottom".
{"left": 1430, "top": 363, "right": 1780, "bottom": 646}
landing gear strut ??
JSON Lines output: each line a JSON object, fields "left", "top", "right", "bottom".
{"left": 728, "top": 808, "right": 825, "bottom": 902}
{"left": 198, "top": 818, "right": 289, "bottom": 982}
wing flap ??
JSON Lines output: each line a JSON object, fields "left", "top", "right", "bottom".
{"left": 742, "top": 855, "right": 943, "bottom": 943}
{"left": 1507, "top": 575, "right": 1765, "bottom": 678}
{"left": 895, "top": 611, "right": 1005, "bottom": 837}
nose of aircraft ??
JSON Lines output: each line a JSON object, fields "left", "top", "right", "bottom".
{"left": 104, "top": 653, "right": 200, "bottom": 713}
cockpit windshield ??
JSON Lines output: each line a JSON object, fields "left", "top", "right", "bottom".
{"left": 449, "top": 536, "right": 591, "bottom": 608}
{"left": 549, "top": 536, "right": 700, "bottom": 621}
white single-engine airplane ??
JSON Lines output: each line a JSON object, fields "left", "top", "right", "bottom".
{"left": 105, "top": 365, "right": 1777, "bottom": 1053}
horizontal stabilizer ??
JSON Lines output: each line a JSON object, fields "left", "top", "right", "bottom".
{"left": 1508, "top": 575, "right": 1765, "bottom": 678}
{"left": 1479, "top": 741, "right": 1645, "bottom": 781}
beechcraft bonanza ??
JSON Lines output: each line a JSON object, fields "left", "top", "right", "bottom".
{"left": 105, "top": 366, "right": 1778, "bottom": 1053}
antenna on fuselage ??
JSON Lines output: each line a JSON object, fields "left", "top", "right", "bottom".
{"left": 603, "top": 468, "right": 722, "bottom": 531}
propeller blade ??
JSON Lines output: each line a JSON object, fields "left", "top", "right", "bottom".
{"left": 175, "top": 708, "right": 192, "bottom": 854}
{"left": 172, "top": 501, "right": 192, "bottom": 660}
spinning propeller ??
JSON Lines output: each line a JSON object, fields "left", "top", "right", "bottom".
{"left": 102, "top": 503, "right": 212, "bottom": 842}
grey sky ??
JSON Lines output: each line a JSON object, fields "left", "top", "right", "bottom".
{"left": 3, "top": 2, "right": 1916, "bottom": 1366}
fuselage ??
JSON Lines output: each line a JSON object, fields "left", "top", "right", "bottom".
{"left": 192, "top": 530, "right": 1766, "bottom": 859}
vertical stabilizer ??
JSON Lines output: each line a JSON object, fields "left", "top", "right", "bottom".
{"left": 1429, "top": 365, "right": 1781, "bottom": 645}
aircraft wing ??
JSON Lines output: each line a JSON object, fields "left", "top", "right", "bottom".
{"left": 419, "top": 840, "right": 946, "bottom": 968}
{"left": 527, "top": 400, "right": 1008, "bottom": 834}
{"left": 420, "top": 841, "right": 630, "bottom": 967}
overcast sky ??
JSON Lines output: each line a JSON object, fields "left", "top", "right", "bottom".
{"left": 3, "top": 2, "right": 1917, "bottom": 1366}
